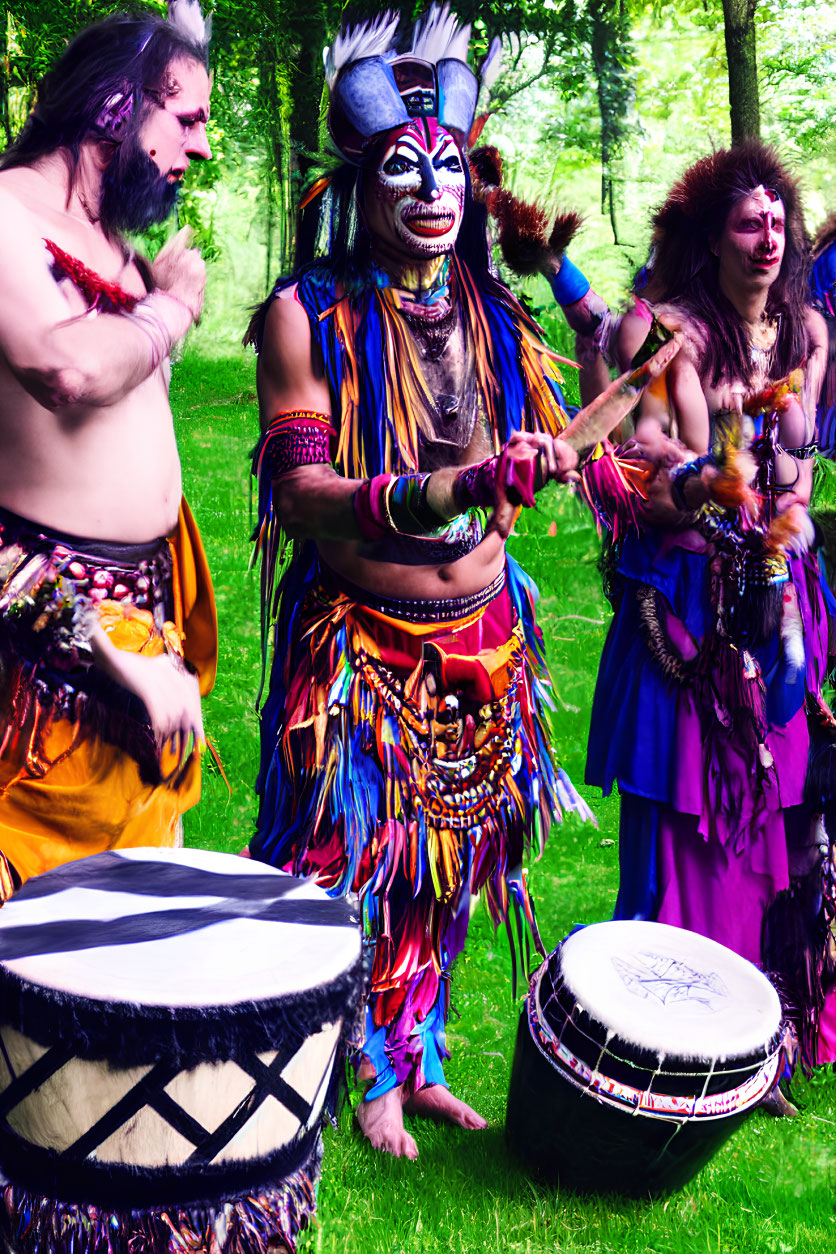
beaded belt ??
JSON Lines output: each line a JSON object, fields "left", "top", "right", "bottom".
{"left": 322, "top": 566, "right": 507, "bottom": 624}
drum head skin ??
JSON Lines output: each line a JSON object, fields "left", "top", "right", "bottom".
{"left": 0, "top": 847, "right": 363, "bottom": 1067}
{"left": 560, "top": 920, "right": 781, "bottom": 1062}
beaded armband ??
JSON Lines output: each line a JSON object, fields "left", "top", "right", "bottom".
{"left": 252, "top": 411, "right": 336, "bottom": 482}
{"left": 669, "top": 454, "right": 714, "bottom": 513}
{"left": 353, "top": 473, "right": 447, "bottom": 541}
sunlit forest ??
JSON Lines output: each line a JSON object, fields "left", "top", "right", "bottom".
{"left": 4, "top": 1, "right": 835, "bottom": 345}
{"left": 5, "top": 2, "right": 836, "bottom": 1252}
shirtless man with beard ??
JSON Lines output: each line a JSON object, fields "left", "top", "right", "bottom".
{"left": 0, "top": 2, "right": 216, "bottom": 895}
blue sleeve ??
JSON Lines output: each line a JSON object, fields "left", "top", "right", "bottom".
{"left": 548, "top": 254, "right": 591, "bottom": 306}
{"left": 811, "top": 244, "right": 836, "bottom": 308}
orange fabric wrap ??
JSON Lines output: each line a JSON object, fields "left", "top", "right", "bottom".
{"left": 170, "top": 497, "right": 218, "bottom": 696}
{"left": 0, "top": 721, "right": 199, "bottom": 886}
{"left": 0, "top": 497, "right": 216, "bottom": 886}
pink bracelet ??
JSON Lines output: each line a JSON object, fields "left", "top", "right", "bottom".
{"left": 453, "top": 448, "right": 538, "bottom": 512}
{"left": 353, "top": 474, "right": 393, "bottom": 540}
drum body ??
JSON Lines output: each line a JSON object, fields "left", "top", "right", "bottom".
{"left": 0, "top": 847, "right": 363, "bottom": 1253}
{"left": 506, "top": 921, "right": 782, "bottom": 1196}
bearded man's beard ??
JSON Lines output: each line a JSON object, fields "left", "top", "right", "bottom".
{"left": 100, "top": 133, "right": 180, "bottom": 235}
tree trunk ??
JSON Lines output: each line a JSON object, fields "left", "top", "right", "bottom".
{"left": 286, "top": 0, "right": 330, "bottom": 185}
{"left": 589, "top": 0, "right": 633, "bottom": 248}
{"left": 722, "top": 0, "right": 760, "bottom": 143}
{"left": 0, "top": 2, "right": 11, "bottom": 148}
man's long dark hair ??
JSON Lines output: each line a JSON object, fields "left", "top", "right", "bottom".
{"left": 641, "top": 141, "right": 812, "bottom": 387}
{"left": 812, "top": 211, "right": 836, "bottom": 262}
{"left": 1, "top": 12, "right": 208, "bottom": 180}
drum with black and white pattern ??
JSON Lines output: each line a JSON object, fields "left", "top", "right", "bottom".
{"left": 0, "top": 846, "right": 363, "bottom": 1254}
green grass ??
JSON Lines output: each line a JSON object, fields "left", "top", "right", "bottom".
{"left": 172, "top": 350, "right": 836, "bottom": 1254}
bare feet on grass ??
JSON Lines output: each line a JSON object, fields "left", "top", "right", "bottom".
{"left": 403, "top": 1084, "right": 488, "bottom": 1130}
{"left": 356, "top": 1086, "right": 418, "bottom": 1159}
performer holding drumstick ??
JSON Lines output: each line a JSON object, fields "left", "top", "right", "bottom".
{"left": 246, "top": 5, "right": 679, "bottom": 1160}
{"left": 586, "top": 142, "right": 836, "bottom": 1095}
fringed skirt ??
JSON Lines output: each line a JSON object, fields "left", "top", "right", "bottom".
{"left": 252, "top": 555, "right": 591, "bottom": 1097}
{"left": 587, "top": 526, "right": 836, "bottom": 1066}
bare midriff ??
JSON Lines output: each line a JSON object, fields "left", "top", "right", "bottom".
{"left": 0, "top": 356, "right": 182, "bottom": 543}
{"left": 317, "top": 530, "right": 507, "bottom": 602}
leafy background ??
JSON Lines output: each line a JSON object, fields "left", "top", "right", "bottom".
{"left": 5, "top": 0, "right": 836, "bottom": 1248}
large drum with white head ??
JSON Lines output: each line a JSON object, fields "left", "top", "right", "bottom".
{"left": 0, "top": 847, "right": 363, "bottom": 1253}
{"left": 506, "top": 921, "right": 782, "bottom": 1195}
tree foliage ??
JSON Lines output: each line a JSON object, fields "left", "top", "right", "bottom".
{"left": 3, "top": 0, "right": 836, "bottom": 334}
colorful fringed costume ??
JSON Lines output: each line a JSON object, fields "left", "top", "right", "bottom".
{"left": 250, "top": 257, "right": 592, "bottom": 1098}
{"left": 0, "top": 499, "right": 217, "bottom": 893}
{"left": 586, "top": 391, "right": 836, "bottom": 1065}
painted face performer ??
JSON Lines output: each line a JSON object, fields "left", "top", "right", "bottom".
{"left": 585, "top": 141, "right": 836, "bottom": 1088}
{"left": 0, "top": 1, "right": 216, "bottom": 897}
{"left": 245, "top": 6, "right": 677, "bottom": 1159}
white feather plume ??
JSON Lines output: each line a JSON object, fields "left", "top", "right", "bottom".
{"left": 781, "top": 583, "right": 806, "bottom": 682}
{"left": 480, "top": 37, "right": 502, "bottom": 92}
{"left": 324, "top": 11, "right": 400, "bottom": 88}
{"left": 167, "top": 0, "right": 210, "bottom": 47}
{"left": 411, "top": 4, "right": 470, "bottom": 64}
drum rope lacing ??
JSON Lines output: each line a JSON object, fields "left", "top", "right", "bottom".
{"left": 0, "top": 1027, "right": 336, "bottom": 1168}
{"left": 530, "top": 963, "right": 781, "bottom": 1122}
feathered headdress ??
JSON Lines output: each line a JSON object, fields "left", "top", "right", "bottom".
{"left": 324, "top": 5, "right": 500, "bottom": 163}
{"left": 167, "top": 0, "right": 211, "bottom": 49}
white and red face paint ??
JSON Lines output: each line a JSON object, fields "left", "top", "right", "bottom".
{"left": 716, "top": 185, "right": 786, "bottom": 289}
{"left": 366, "top": 118, "right": 466, "bottom": 259}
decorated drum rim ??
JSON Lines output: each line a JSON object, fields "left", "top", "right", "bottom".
{"left": 528, "top": 962, "right": 781, "bottom": 1122}
{"left": 556, "top": 921, "right": 783, "bottom": 1062}
{"left": 0, "top": 960, "right": 364, "bottom": 1067}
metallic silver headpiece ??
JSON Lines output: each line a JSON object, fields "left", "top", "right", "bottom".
{"left": 324, "top": 5, "right": 501, "bottom": 164}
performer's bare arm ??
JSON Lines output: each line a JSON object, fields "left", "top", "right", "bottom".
{"left": 666, "top": 350, "right": 710, "bottom": 454}
{"left": 804, "top": 307, "right": 828, "bottom": 425}
{"left": 613, "top": 304, "right": 651, "bottom": 374}
{"left": 0, "top": 185, "right": 206, "bottom": 748}
{"left": 89, "top": 623, "right": 204, "bottom": 751}
{"left": 258, "top": 288, "right": 576, "bottom": 544}
{"left": 0, "top": 192, "right": 201, "bottom": 409}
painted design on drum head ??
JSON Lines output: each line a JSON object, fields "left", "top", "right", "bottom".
{"left": 612, "top": 952, "right": 729, "bottom": 1011}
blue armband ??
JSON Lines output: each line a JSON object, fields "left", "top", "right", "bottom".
{"left": 548, "top": 255, "right": 591, "bottom": 307}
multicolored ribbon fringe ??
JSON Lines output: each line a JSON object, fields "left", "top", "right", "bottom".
{"left": 1, "top": 1140, "right": 321, "bottom": 1254}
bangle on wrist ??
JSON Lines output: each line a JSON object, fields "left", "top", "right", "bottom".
{"left": 353, "top": 473, "right": 448, "bottom": 541}
{"left": 453, "top": 447, "right": 539, "bottom": 513}
{"left": 129, "top": 301, "right": 173, "bottom": 373}
{"left": 148, "top": 290, "right": 194, "bottom": 335}
{"left": 454, "top": 457, "right": 499, "bottom": 512}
